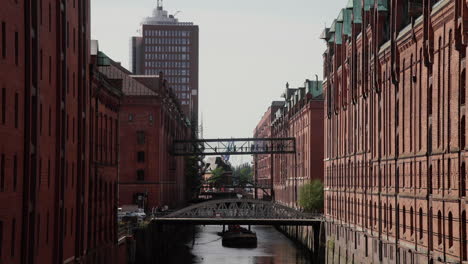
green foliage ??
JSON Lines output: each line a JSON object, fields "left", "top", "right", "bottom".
{"left": 298, "top": 180, "right": 324, "bottom": 212}
{"left": 207, "top": 167, "right": 225, "bottom": 186}
{"left": 185, "top": 156, "right": 203, "bottom": 197}
{"left": 232, "top": 163, "right": 253, "bottom": 186}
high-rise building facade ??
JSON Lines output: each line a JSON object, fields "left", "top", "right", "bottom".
{"left": 323, "top": 1, "right": 468, "bottom": 263}
{"left": 130, "top": 2, "right": 199, "bottom": 125}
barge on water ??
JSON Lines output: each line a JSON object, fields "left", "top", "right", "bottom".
{"left": 220, "top": 225, "right": 257, "bottom": 248}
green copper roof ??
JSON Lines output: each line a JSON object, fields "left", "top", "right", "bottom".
{"left": 307, "top": 80, "right": 324, "bottom": 98}
{"left": 329, "top": 19, "right": 336, "bottom": 33}
{"left": 335, "top": 22, "right": 343, "bottom": 44}
{"left": 377, "top": 0, "right": 389, "bottom": 11}
{"left": 97, "top": 51, "right": 111, "bottom": 66}
{"left": 346, "top": 0, "right": 354, "bottom": 9}
{"left": 364, "top": 0, "right": 374, "bottom": 11}
{"left": 343, "top": 9, "right": 352, "bottom": 36}
{"left": 352, "top": 0, "right": 362, "bottom": 23}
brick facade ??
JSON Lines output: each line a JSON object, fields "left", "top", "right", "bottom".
{"left": 254, "top": 80, "right": 324, "bottom": 208}
{"left": 323, "top": 0, "right": 468, "bottom": 263}
{"left": 99, "top": 61, "right": 190, "bottom": 211}
{"left": 0, "top": 1, "right": 128, "bottom": 262}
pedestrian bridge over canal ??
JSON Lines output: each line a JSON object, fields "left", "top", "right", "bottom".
{"left": 152, "top": 198, "right": 324, "bottom": 226}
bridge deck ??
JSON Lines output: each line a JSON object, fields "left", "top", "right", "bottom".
{"left": 151, "top": 217, "right": 323, "bottom": 226}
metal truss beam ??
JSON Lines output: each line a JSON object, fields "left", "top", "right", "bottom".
{"left": 172, "top": 137, "right": 296, "bottom": 156}
{"left": 153, "top": 199, "right": 323, "bottom": 225}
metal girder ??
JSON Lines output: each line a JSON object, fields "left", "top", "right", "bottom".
{"left": 172, "top": 137, "right": 296, "bottom": 156}
{"left": 155, "top": 199, "right": 323, "bottom": 224}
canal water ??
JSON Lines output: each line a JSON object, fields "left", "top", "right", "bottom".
{"left": 188, "top": 225, "right": 312, "bottom": 264}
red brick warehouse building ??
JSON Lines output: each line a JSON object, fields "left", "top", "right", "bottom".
{"left": 323, "top": 0, "right": 468, "bottom": 263}
{"left": 254, "top": 80, "right": 324, "bottom": 208}
{"left": 98, "top": 58, "right": 191, "bottom": 211}
{"left": 253, "top": 101, "right": 285, "bottom": 199}
{"left": 0, "top": 1, "right": 128, "bottom": 263}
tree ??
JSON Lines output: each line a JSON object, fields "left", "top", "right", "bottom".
{"left": 207, "top": 167, "right": 225, "bottom": 187}
{"left": 185, "top": 156, "right": 203, "bottom": 198}
{"left": 232, "top": 163, "right": 253, "bottom": 186}
{"left": 298, "top": 180, "right": 324, "bottom": 212}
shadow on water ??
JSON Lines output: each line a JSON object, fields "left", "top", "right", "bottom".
{"left": 134, "top": 224, "right": 315, "bottom": 264}
{"left": 189, "top": 225, "right": 311, "bottom": 264}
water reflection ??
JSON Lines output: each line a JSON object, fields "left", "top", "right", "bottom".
{"left": 189, "top": 225, "right": 311, "bottom": 264}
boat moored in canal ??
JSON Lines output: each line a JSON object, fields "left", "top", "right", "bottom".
{"left": 221, "top": 225, "right": 257, "bottom": 248}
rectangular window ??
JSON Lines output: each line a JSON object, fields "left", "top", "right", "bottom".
{"left": 40, "top": 103, "right": 43, "bottom": 134}
{"left": 48, "top": 107, "right": 51, "bottom": 136}
{"left": 0, "top": 220, "right": 2, "bottom": 257}
{"left": 14, "top": 31, "right": 18, "bottom": 65}
{"left": 137, "top": 152, "right": 145, "bottom": 163}
{"left": 66, "top": 22, "right": 69, "bottom": 48}
{"left": 40, "top": 49, "right": 43, "bottom": 80}
{"left": 47, "top": 158, "right": 50, "bottom": 188}
{"left": 14, "top": 93, "right": 18, "bottom": 128}
{"left": 48, "top": 4, "right": 51, "bottom": 32}
{"left": 1, "top": 22, "right": 5, "bottom": 59}
{"left": 48, "top": 56, "right": 51, "bottom": 83}
{"left": 0, "top": 154, "right": 4, "bottom": 191}
{"left": 11, "top": 219, "right": 15, "bottom": 257}
{"left": 36, "top": 214, "right": 40, "bottom": 246}
{"left": 13, "top": 155, "right": 17, "bottom": 191}
{"left": 137, "top": 131, "right": 145, "bottom": 145}
{"left": 2, "top": 88, "right": 5, "bottom": 124}
{"left": 64, "top": 209, "right": 67, "bottom": 236}
{"left": 137, "top": 170, "right": 145, "bottom": 181}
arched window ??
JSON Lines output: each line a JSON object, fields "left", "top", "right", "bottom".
{"left": 410, "top": 207, "right": 414, "bottom": 236}
{"left": 462, "top": 162, "right": 466, "bottom": 197}
{"left": 389, "top": 204, "right": 393, "bottom": 230}
{"left": 448, "top": 212, "right": 454, "bottom": 248}
{"left": 419, "top": 208, "right": 424, "bottom": 240}
{"left": 403, "top": 206, "right": 407, "bottom": 234}
{"left": 384, "top": 204, "right": 387, "bottom": 228}
{"left": 462, "top": 116, "right": 466, "bottom": 151}
{"left": 461, "top": 69, "right": 466, "bottom": 106}
{"left": 374, "top": 202, "right": 377, "bottom": 227}
{"left": 462, "top": 210, "right": 467, "bottom": 261}
{"left": 438, "top": 211, "right": 443, "bottom": 245}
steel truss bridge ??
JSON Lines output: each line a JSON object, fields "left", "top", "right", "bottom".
{"left": 172, "top": 137, "right": 296, "bottom": 156}
{"left": 152, "top": 199, "right": 323, "bottom": 226}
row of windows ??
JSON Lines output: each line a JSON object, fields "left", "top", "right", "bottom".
{"left": 144, "top": 37, "right": 191, "bottom": 45}
{"left": 144, "top": 59, "right": 190, "bottom": 69}
{"left": 145, "top": 45, "right": 189, "bottom": 53}
{"left": 144, "top": 29, "right": 191, "bottom": 38}
{"left": 144, "top": 46, "right": 191, "bottom": 56}
{"left": 1, "top": 21, "right": 19, "bottom": 65}
{"left": 180, "top": 100, "right": 189, "bottom": 105}
{"left": 145, "top": 67, "right": 190, "bottom": 76}
{"left": 328, "top": 199, "right": 461, "bottom": 250}
{"left": 175, "top": 93, "right": 191, "bottom": 100}
{"left": 171, "top": 85, "right": 190, "bottom": 92}
{"left": 166, "top": 77, "right": 190, "bottom": 84}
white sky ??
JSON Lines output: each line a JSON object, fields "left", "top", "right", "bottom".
{"left": 91, "top": 0, "right": 343, "bottom": 165}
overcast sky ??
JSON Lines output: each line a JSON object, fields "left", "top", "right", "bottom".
{"left": 91, "top": 0, "right": 342, "bottom": 165}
